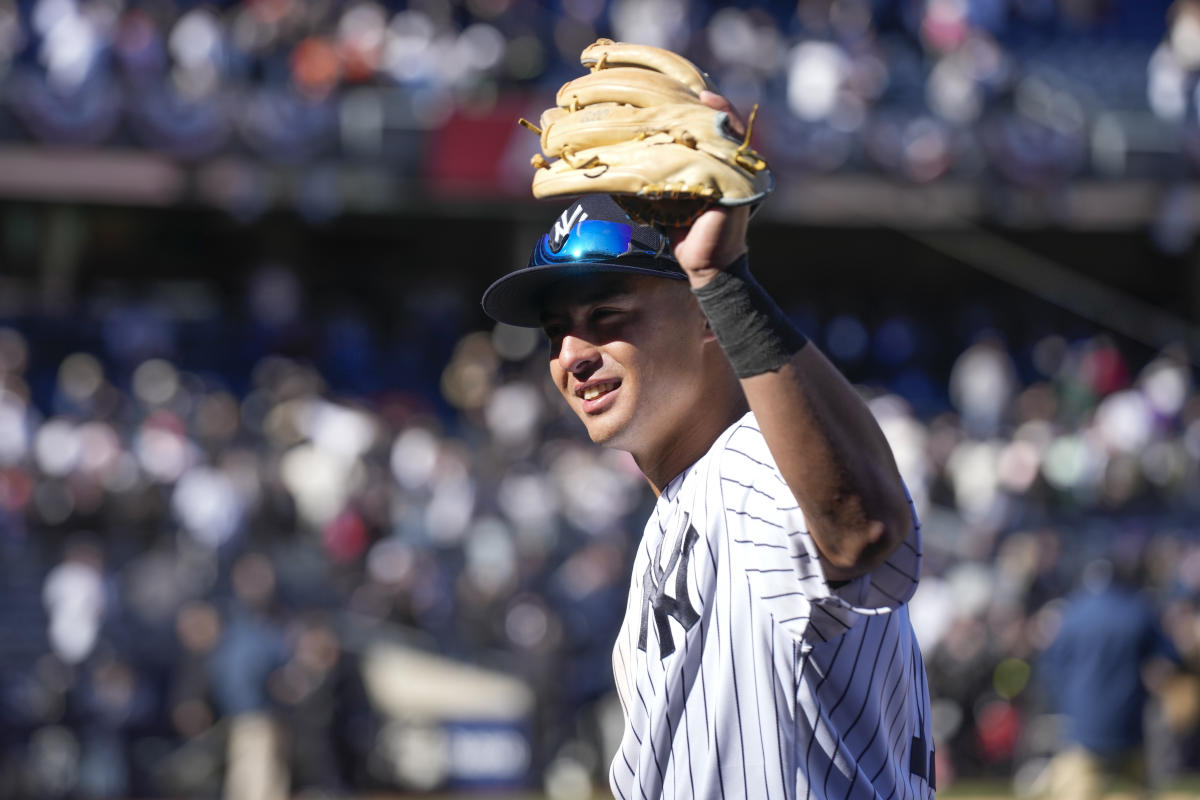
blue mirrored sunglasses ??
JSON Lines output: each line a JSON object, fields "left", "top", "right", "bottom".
{"left": 531, "top": 219, "right": 664, "bottom": 266}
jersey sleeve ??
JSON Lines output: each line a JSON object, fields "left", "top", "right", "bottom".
{"left": 718, "top": 416, "right": 922, "bottom": 644}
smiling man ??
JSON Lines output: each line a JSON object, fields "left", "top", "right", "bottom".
{"left": 539, "top": 270, "right": 738, "bottom": 483}
{"left": 481, "top": 101, "right": 933, "bottom": 798}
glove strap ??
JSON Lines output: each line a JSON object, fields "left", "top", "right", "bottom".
{"left": 692, "top": 254, "right": 808, "bottom": 378}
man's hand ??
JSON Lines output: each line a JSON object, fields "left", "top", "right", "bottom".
{"left": 665, "top": 91, "right": 752, "bottom": 289}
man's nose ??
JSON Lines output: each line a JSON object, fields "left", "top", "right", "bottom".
{"left": 559, "top": 334, "right": 600, "bottom": 375}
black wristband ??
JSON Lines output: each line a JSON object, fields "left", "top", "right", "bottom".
{"left": 692, "top": 254, "right": 808, "bottom": 378}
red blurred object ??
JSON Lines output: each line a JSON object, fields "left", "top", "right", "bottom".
{"left": 322, "top": 508, "right": 368, "bottom": 563}
{"left": 0, "top": 467, "right": 33, "bottom": 512}
{"left": 1080, "top": 342, "right": 1129, "bottom": 396}
{"left": 426, "top": 98, "right": 534, "bottom": 197}
{"left": 338, "top": 40, "right": 379, "bottom": 83}
{"left": 975, "top": 699, "right": 1021, "bottom": 763}
{"left": 292, "top": 37, "right": 341, "bottom": 99}
{"left": 921, "top": 0, "right": 969, "bottom": 53}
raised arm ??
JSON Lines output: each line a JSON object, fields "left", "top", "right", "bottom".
{"left": 669, "top": 96, "right": 911, "bottom": 582}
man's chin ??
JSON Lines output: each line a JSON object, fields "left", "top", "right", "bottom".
{"left": 583, "top": 416, "right": 629, "bottom": 449}
{"left": 587, "top": 426, "right": 616, "bottom": 446}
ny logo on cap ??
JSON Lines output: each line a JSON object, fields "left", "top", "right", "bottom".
{"left": 549, "top": 204, "right": 589, "bottom": 253}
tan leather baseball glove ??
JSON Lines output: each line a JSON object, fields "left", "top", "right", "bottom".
{"left": 520, "top": 39, "right": 774, "bottom": 226}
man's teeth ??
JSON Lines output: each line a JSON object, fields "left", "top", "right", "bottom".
{"left": 583, "top": 383, "right": 616, "bottom": 401}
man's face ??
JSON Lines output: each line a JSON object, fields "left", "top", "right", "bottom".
{"left": 540, "top": 273, "right": 707, "bottom": 456}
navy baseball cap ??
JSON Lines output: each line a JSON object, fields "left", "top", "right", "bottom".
{"left": 481, "top": 195, "right": 686, "bottom": 328}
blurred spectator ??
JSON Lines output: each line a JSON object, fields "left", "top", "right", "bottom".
{"left": 1034, "top": 557, "right": 1182, "bottom": 800}
{"left": 42, "top": 536, "right": 107, "bottom": 666}
{"left": 71, "top": 650, "right": 155, "bottom": 798}
{"left": 949, "top": 333, "right": 1018, "bottom": 438}
{"left": 169, "top": 601, "right": 220, "bottom": 744}
{"left": 270, "top": 613, "right": 376, "bottom": 794}
{"left": 212, "top": 553, "right": 291, "bottom": 800}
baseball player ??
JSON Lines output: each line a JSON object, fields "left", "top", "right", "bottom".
{"left": 482, "top": 91, "right": 933, "bottom": 800}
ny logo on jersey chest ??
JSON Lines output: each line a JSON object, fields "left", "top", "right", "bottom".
{"left": 639, "top": 521, "right": 700, "bottom": 658}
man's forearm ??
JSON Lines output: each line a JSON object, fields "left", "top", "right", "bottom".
{"left": 741, "top": 345, "right": 911, "bottom": 581}
{"left": 692, "top": 257, "right": 910, "bottom": 580}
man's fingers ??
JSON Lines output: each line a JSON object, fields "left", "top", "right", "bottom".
{"left": 697, "top": 89, "right": 733, "bottom": 112}
{"left": 698, "top": 90, "right": 745, "bottom": 137}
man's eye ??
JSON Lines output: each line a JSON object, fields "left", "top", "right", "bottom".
{"left": 591, "top": 307, "right": 621, "bottom": 321}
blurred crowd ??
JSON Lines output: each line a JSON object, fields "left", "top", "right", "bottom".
{"left": 0, "top": 262, "right": 654, "bottom": 797}
{"left": 0, "top": 0, "right": 1194, "bottom": 187}
{"left": 0, "top": 248, "right": 1196, "bottom": 797}
{"left": 892, "top": 335, "right": 1200, "bottom": 792}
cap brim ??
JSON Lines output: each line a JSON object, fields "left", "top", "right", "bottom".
{"left": 481, "top": 261, "right": 687, "bottom": 328}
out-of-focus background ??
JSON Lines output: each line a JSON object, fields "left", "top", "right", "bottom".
{"left": 0, "top": 0, "right": 1198, "bottom": 797}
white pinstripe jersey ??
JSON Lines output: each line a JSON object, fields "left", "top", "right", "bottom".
{"left": 610, "top": 412, "right": 934, "bottom": 800}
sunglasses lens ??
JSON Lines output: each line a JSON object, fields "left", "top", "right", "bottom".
{"left": 533, "top": 220, "right": 645, "bottom": 265}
